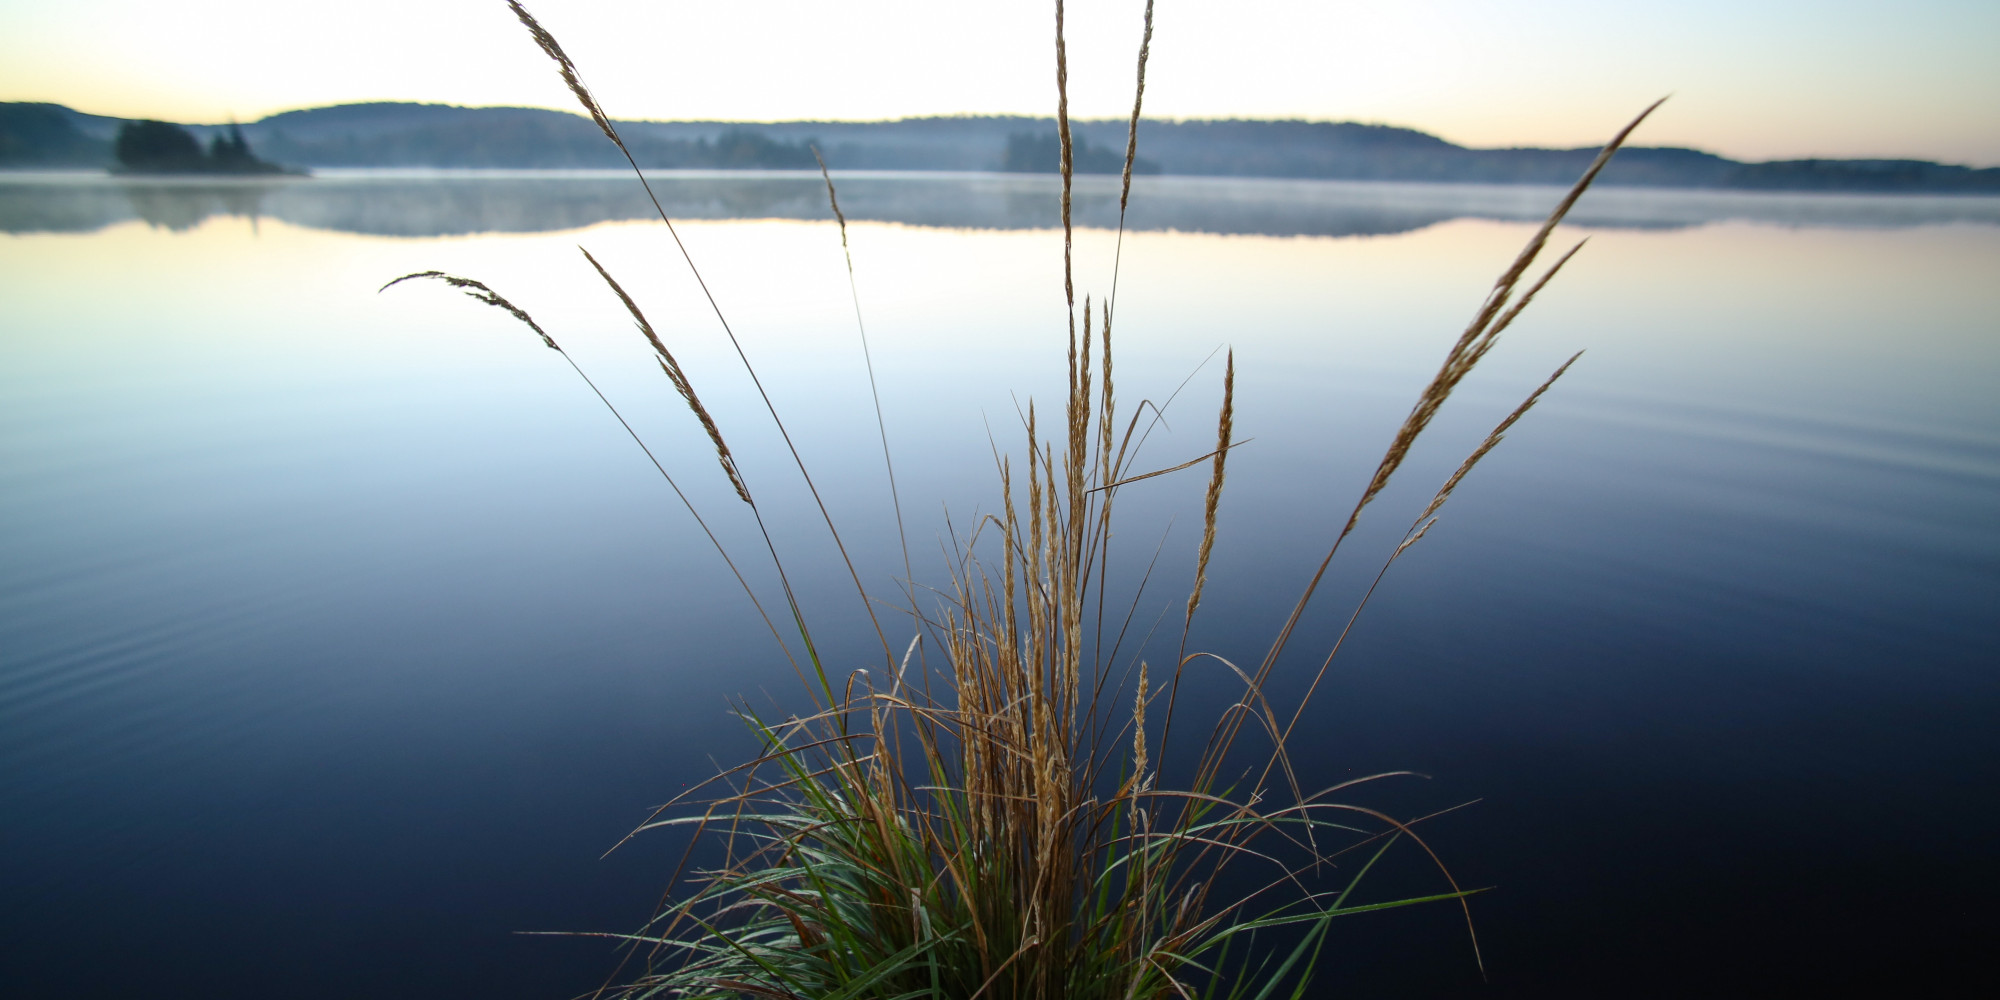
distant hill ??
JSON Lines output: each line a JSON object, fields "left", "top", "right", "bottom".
{"left": 5, "top": 101, "right": 1997, "bottom": 194}
{"left": 0, "top": 103, "right": 109, "bottom": 166}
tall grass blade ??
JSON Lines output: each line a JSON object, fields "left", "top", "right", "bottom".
{"left": 378, "top": 269, "right": 796, "bottom": 671}
{"left": 813, "top": 146, "right": 913, "bottom": 589}
{"left": 506, "top": 0, "right": 898, "bottom": 666}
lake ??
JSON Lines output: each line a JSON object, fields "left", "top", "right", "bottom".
{"left": 3, "top": 170, "right": 1996, "bottom": 998}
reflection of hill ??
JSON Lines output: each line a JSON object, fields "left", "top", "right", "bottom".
{"left": 122, "top": 183, "right": 276, "bottom": 230}
{"left": 0, "top": 177, "right": 291, "bottom": 233}
{"left": 5, "top": 171, "right": 1999, "bottom": 239}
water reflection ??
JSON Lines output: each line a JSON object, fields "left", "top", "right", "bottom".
{"left": 3, "top": 175, "right": 1997, "bottom": 999}
{"left": 5, "top": 170, "right": 1999, "bottom": 238}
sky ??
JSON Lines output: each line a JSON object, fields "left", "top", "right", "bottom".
{"left": 2, "top": 0, "right": 1997, "bottom": 165}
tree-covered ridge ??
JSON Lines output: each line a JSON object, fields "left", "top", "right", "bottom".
{"left": 0, "top": 103, "right": 110, "bottom": 166}
{"left": 1001, "top": 131, "right": 1160, "bottom": 175}
{"left": 6, "top": 101, "right": 1997, "bottom": 193}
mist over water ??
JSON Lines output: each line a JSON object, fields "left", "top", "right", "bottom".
{"left": 7, "top": 169, "right": 2000, "bottom": 239}
{"left": 2, "top": 173, "right": 1996, "bottom": 998}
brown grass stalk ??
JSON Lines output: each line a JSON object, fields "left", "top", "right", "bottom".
{"left": 812, "top": 146, "right": 914, "bottom": 587}
{"left": 580, "top": 247, "right": 752, "bottom": 507}
{"left": 377, "top": 269, "right": 795, "bottom": 675}
{"left": 507, "top": 0, "right": 898, "bottom": 671}
{"left": 1194, "top": 99, "right": 1665, "bottom": 798}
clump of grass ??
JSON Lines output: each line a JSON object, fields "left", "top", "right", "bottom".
{"left": 388, "top": 3, "right": 1657, "bottom": 997}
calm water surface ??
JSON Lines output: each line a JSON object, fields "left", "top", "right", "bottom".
{"left": 3, "top": 172, "right": 1997, "bottom": 997}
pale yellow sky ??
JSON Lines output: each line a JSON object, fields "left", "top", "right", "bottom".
{"left": 3, "top": 0, "right": 1997, "bottom": 165}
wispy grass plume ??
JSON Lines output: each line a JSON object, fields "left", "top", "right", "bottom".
{"left": 506, "top": 0, "right": 899, "bottom": 669}
{"left": 389, "top": 4, "right": 1659, "bottom": 998}
{"left": 580, "top": 247, "right": 751, "bottom": 507}
{"left": 1231, "top": 100, "right": 1664, "bottom": 767}
{"left": 377, "top": 269, "right": 794, "bottom": 669}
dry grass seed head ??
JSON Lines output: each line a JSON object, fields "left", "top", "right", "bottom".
{"left": 811, "top": 146, "right": 849, "bottom": 249}
{"left": 1118, "top": 1, "right": 1156, "bottom": 216}
{"left": 505, "top": 1, "right": 620, "bottom": 148}
{"left": 1413, "top": 351, "right": 1583, "bottom": 530}
{"left": 380, "top": 270, "right": 559, "bottom": 351}
{"left": 1186, "top": 350, "right": 1234, "bottom": 621}
{"left": 578, "top": 248, "right": 754, "bottom": 506}
{"left": 1344, "top": 100, "right": 1661, "bottom": 537}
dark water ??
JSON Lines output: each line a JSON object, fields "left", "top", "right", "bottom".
{"left": 2, "top": 172, "right": 1996, "bottom": 998}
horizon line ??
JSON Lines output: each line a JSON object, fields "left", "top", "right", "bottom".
{"left": 16, "top": 97, "right": 1997, "bottom": 168}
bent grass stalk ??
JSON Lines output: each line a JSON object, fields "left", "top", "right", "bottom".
{"left": 391, "top": 4, "right": 1658, "bottom": 997}
{"left": 503, "top": 0, "right": 899, "bottom": 673}
{"left": 374, "top": 271, "right": 798, "bottom": 675}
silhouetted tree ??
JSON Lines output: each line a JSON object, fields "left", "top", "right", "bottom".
{"left": 208, "top": 124, "right": 256, "bottom": 166}
{"left": 117, "top": 119, "right": 289, "bottom": 174}
{"left": 116, "top": 120, "right": 207, "bottom": 171}
{"left": 692, "top": 130, "right": 817, "bottom": 169}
